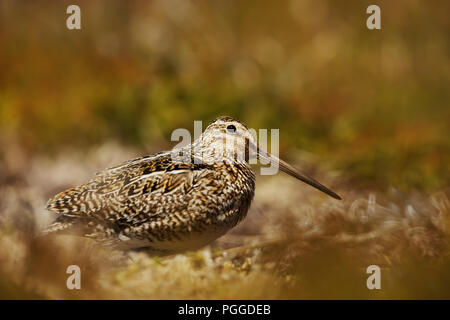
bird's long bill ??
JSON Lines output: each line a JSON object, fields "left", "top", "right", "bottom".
{"left": 253, "top": 143, "right": 342, "bottom": 200}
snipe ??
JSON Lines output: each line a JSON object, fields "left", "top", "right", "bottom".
{"left": 44, "top": 116, "right": 341, "bottom": 254}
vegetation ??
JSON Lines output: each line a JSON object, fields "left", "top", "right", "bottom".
{"left": 0, "top": 0, "right": 449, "bottom": 299}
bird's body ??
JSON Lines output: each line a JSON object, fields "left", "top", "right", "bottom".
{"left": 44, "top": 116, "right": 340, "bottom": 254}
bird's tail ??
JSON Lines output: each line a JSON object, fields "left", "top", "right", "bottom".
{"left": 39, "top": 216, "right": 81, "bottom": 237}
{"left": 40, "top": 221, "right": 74, "bottom": 236}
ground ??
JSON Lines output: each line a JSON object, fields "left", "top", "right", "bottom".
{"left": 0, "top": 142, "right": 448, "bottom": 299}
{"left": 0, "top": 1, "right": 449, "bottom": 299}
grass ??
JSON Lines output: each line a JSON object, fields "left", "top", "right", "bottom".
{"left": 0, "top": 142, "right": 449, "bottom": 299}
{"left": 0, "top": 0, "right": 449, "bottom": 299}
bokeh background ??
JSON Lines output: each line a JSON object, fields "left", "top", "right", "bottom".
{"left": 0, "top": 0, "right": 449, "bottom": 299}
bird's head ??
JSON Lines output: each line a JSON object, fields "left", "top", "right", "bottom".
{"left": 193, "top": 116, "right": 341, "bottom": 200}
{"left": 198, "top": 116, "right": 256, "bottom": 163}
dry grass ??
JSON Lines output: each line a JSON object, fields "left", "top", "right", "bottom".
{"left": 1, "top": 0, "right": 449, "bottom": 300}
{"left": 0, "top": 142, "right": 449, "bottom": 299}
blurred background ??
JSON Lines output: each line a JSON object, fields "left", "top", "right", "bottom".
{"left": 0, "top": 0, "right": 448, "bottom": 190}
{"left": 0, "top": 0, "right": 449, "bottom": 299}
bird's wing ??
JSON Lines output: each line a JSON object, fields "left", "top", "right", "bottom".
{"left": 46, "top": 152, "right": 218, "bottom": 226}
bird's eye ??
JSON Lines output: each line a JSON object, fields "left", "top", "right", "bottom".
{"left": 226, "top": 124, "right": 237, "bottom": 133}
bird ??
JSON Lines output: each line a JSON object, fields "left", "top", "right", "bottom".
{"left": 43, "top": 116, "right": 341, "bottom": 255}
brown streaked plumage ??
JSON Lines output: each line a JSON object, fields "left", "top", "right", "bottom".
{"left": 44, "top": 116, "right": 341, "bottom": 254}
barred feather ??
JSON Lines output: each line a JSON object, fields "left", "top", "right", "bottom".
{"left": 44, "top": 117, "right": 256, "bottom": 253}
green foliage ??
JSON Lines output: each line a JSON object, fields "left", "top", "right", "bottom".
{"left": 0, "top": 0, "right": 448, "bottom": 190}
